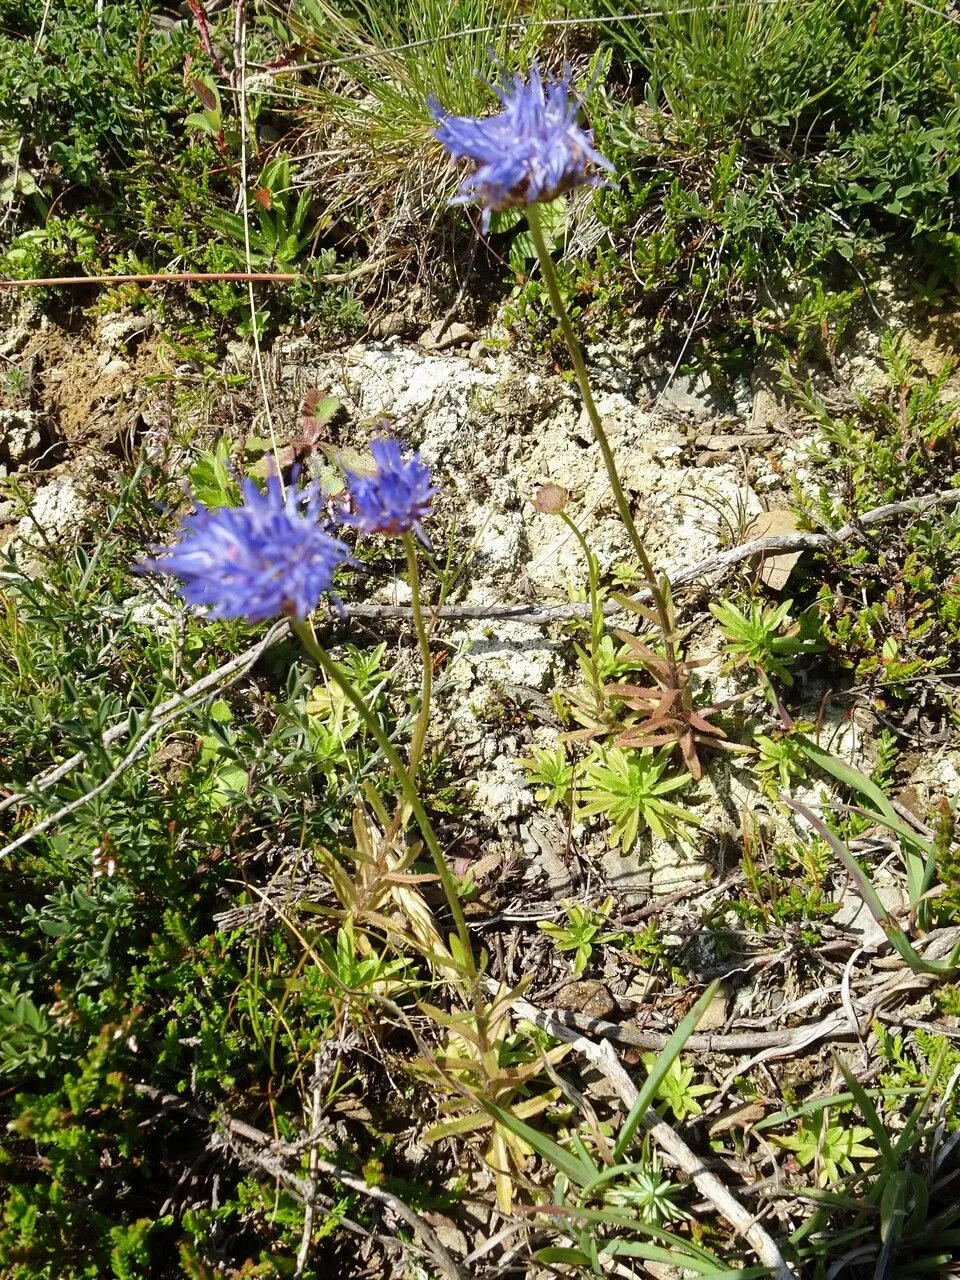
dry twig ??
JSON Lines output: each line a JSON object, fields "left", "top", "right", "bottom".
{"left": 0, "top": 255, "right": 411, "bottom": 292}
{"left": 345, "top": 489, "right": 960, "bottom": 624}
{"left": 6, "top": 489, "right": 957, "bottom": 852}
{"left": 220, "top": 1116, "right": 470, "bottom": 1280}
{"left": 507, "top": 992, "right": 795, "bottom": 1278}
{"left": 133, "top": 1083, "right": 468, "bottom": 1280}
{"left": 0, "top": 620, "right": 289, "bottom": 852}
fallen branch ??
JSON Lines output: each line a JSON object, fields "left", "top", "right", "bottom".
{"left": 133, "top": 1083, "right": 468, "bottom": 1280}
{"left": 0, "top": 620, "right": 289, "bottom": 841}
{"left": 515, "top": 932, "right": 952, "bottom": 1061}
{"left": 0, "top": 254, "right": 410, "bottom": 291}
{"left": 346, "top": 488, "right": 960, "bottom": 624}
{"left": 218, "top": 1116, "right": 469, "bottom": 1280}
{"left": 523, "top": 1007, "right": 855, "bottom": 1055}
{"left": 508, "top": 992, "right": 795, "bottom": 1279}
{"left": 6, "top": 489, "right": 957, "bottom": 844}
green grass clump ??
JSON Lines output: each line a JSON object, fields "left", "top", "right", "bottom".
{"left": 1, "top": 0, "right": 217, "bottom": 275}
{"left": 0, "top": 475, "right": 409, "bottom": 1276}
{"left": 790, "top": 337, "right": 960, "bottom": 699}
{"left": 7, "top": 0, "right": 960, "bottom": 357}
{"left": 0, "top": 0, "right": 363, "bottom": 334}
{"left": 296, "top": 0, "right": 960, "bottom": 367}
{"left": 580, "top": 0, "right": 960, "bottom": 362}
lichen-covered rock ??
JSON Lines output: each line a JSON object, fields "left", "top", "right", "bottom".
{"left": 0, "top": 408, "right": 43, "bottom": 477}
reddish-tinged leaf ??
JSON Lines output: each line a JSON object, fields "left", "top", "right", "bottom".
{"left": 560, "top": 725, "right": 604, "bottom": 743}
{"left": 679, "top": 734, "right": 703, "bottom": 779}
{"left": 614, "top": 632, "right": 663, "bottom": 664}
{"left": 604, "top": 685, "right": 664, "bottom": 710}
{"left": 615, "top": 730, "right": 682, "bottom": 748}
{"left": 191, "top": 77, "right": 218, "bottom": 111}
{"left": 687, "top": 710, "right": 727, "bottom": 738}
{"left": 683, "top": 654, "right": 711, "bottom": 670}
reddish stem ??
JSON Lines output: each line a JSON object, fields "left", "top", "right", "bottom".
{"left": 0, "top": 271, "right": 301, "bottom": 290}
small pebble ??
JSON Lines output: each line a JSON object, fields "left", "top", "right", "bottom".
{"left": 555, "top": 979, "right": 616, "bottom": 1019}
{"left": 418, "top": 321, "right": 475, "bottom": 352}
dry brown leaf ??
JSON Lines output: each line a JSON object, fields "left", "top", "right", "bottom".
{"left": 745, "top": 509, "right": 803, "bottom": 589}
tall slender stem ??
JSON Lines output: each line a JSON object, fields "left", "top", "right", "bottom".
{"left": 403, "top": 532, "right": 432, "bottom": 777}
{"left": 291, "top": 620, "right": 476, "bottom": 982}
{"left": 526, "top": 203, "right": 678, "bottom": 684}
{"left": 560, "top": 511, "right": 605, "bottom": 713}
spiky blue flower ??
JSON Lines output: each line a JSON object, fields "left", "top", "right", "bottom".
{"left": 428, "top": 63, "right": 613, "bottom": 231}
{"left": 343, "top": 438, "right": 437, "bottom": 538}
{"left": 139, "top": 474, "right": 350, "bottom": 623}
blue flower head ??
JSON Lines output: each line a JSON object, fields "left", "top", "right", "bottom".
{"left": 429, "top": 63, "right": 614, "bottom": 231}
{"left": 343, "top": 438, "right": 437, "bottom": 539}
{"left": 139, "top": 473, "right": 351, "bottom": 623}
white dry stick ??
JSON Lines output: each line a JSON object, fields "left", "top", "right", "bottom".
{"left": 294, "top": 1052, "right": 325, "bottom": 1279}
{"left": 6, "top": 488, "right": 959, "bottom": 849}
{"left": 510, "top": 992, "right": 795, "bottom": 1280}
{"left": 841, "top": 945, "right": 869, "bottom": 1068}
{"left": 0, "top": 619, "right": 289, "bottom": 819}
{"left": 0, "top": 718, "right": 170, "bottom": 860}
{"left": 220, "top": 1112, "right": 469, "bottom": 1280}
{"left": 346, "top": 489, "right": 960, "bottom": 623}
{"left": 8, "top": 487, "right": 959, "bottom": 814}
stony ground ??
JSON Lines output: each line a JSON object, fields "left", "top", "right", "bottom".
{"left": 2, "top": 297, "right": 952, "bottom": 849}
{"left": 4, "top": 274, "right": 960, "bottom": 1274}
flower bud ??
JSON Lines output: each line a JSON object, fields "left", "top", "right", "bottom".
{"left": 532, "top": 483, "right": 569, "bottom": 514}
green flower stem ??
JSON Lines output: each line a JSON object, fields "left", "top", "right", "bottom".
{"left": 290, "top": 619, "right": 476, "bottom": 982}
{"left": 560, "top": 511, "right": 605, "bottom": 709}
{"left": 403, "top": 532, "right": 432, "bottom": 777}
{"left": 526, "top": 202, "right": 678, "bottom": 685}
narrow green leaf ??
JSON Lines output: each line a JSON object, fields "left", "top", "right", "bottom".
{"left": 612, "top": 978, "right": 721, "bottom": 1162}
{"left": 479, "top": 1099, "right": 599, "bottom": 1187}
{"left": 784, "top": 798, "right": 957, "bottom": 976}
{"left": 832, "top": 1055, "right": 895, "bottom": 1171}
{"left": 879, "top": 1171, "right": 908, "bottom": 1245}
{"left": 793, "top": 735, "right": 933, "bottom": 903}
{"left": 533, "top": 1204, "right": 762, "bottom": 1274}
{"left": 903, "top": 1172, "right": 929, "bottom": 1237}
{"left": 535, "top": 1248, "right": 589, "bottom": 1265}
{"left": 754, "top": 1087, "right": 919, "bottom": 1133}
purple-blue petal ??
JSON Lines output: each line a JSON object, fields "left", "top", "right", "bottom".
{"left": 429, "top": 63, "right": 614, "bottom": 223}
{"left": 138, "top": 476, "right": 351, "bottom": 623}
{"left": 342, "top": 438, "right": 437, "bottom": 538}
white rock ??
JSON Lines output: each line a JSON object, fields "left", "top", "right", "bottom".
{"left": 653, "top": 371, "right": 719, "bottom": 416}
{"left": 472, "top": 753, "right": 534, "bottom": 823}
{"left": 98, "top": 312, "right": 153, "bottom": 351}
{"left": 16, "top": 473, "right": 90, "bottom": 545}
{"left": 0, "top": 409, "right": 42, "bottom": 474}
{"left": 833, "top": 879, "right": 909, "bottom": 951}
{"left": 454, "top": 620, "right": 560, "bottom": 696}
{"left": 906, "top": 750, "right": 960, "bottom": 799}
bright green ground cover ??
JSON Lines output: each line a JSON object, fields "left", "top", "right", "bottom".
{"left": 3, "top": 0, "right": 960, "bottom": 1275}
{"left": 2, "top": 0, "right": 960, "bottom": 352}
